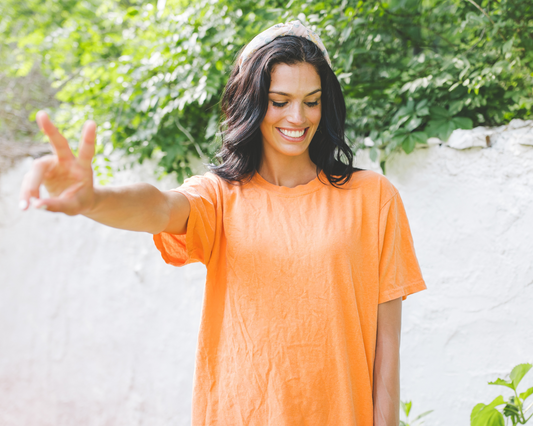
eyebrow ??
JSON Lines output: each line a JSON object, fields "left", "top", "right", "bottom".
{"left": 268, "top": 88, "right": 322, "bottom": 97}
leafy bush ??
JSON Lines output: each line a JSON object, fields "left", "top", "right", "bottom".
{"left": 471, "top": 363, "right": 533, "bottom": 426}
{"left": 1, "top": 0, "right": 532, "bottom": 180}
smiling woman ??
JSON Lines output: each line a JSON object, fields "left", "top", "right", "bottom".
{"left": 152, "top": 23, "right": 426, "bottom": 426}
{"left": 19, "top": 19, "right": 426, "bottom": 426}
{"left": 212, "top": 33, "right": 353, "bottom": 187}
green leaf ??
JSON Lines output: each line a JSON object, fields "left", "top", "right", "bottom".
{"left": 402, "top": 131, "right": 427, "bottom": 154}
{"left": 487, "top": 395, "right": 505, "bottom": 409}
{"left": 471, "top": 403, "right": 486, "bottom": 425}
{"left": 485, "top": 409, "right": 505, "bottom": 426}
{"left": 380, "top": 161, "right": 387, "bottom": 175}
{"left": 405, "top": 116, "right": 422, "bottom": 132}
{"left": 126, "top": 7, "right": 139, "bottom": 17}
{"left": 502, "top": 39, "right": 513, "bottom": 54}
{"left": 471, "top": 397, "right": 506, "bottom": 426}
{"left": 369, "top": 146, "right": 379, "bottom": 162}
{"left": 519, "top": 386, "right": 533, "bottom": 402}
{"left": 489, "top": 378, "right": 515, "bottom": 390}
{"left": 401, "top": 400, "right": 412, "bottom": 417}
{"left": 510, "top": 364, "right": 532, "bottom": 389}
{"left": 448, "top": 100, "right": 464, "bottom": 115}
{"left": 452, "top": 117, "right": 473, "bottom": 130}
{"left": 416, "top": 106, "right": 430, "bottom": 116}
{"left": 429, "top": 106, "right": 450, "bottom": 119}
{"left": 412, "top": 409, "right": 433, "bottom": 422}
{"left": 425, "top": 119, "right": 456, "bottom": 141}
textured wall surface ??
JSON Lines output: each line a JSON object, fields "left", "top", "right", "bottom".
{"left": 1, "top": 121, "right": 533, "bottom": 425}
{"left": 363, "top": 120, "right": 533, "bottom": 425}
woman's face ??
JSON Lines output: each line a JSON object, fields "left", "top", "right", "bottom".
{"left": 260, "top": 62, "right": 322, "bottom": 161}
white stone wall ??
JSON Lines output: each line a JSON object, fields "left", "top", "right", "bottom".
{"left": 1, "top": 121, "right": 533, "bottom": 425}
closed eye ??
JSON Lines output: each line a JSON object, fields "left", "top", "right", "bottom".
{"left": 271, "top": 101, "right": 320, "bottom": 108}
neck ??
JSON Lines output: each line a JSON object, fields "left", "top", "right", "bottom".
{"left": 258, "top": 147, "right": 318, "bottom": 188}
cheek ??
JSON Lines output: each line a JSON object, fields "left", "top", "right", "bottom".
{"left": 262, "top": 106, "right": 283, "bottom": 127}
{"left": 309, "top": 108, "right": 321, "bottom": 125}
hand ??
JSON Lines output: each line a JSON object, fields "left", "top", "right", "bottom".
{"left": 19, "top": 111, "right": 97, "bottom": 216}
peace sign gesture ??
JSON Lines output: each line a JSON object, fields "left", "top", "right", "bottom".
{"left": 19, "top": 111, "right": 97, "bottom": 216}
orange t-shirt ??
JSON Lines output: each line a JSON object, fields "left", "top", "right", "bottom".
{"left": 153, "top": 169, "right": 426, "bottom": 426}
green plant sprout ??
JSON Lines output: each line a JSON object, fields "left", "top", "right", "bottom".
{"left": 400, "top": 400, "right": 433, "bottom": 426}
{"left": 471, "top": 363, "right": 533, "bottom": 426}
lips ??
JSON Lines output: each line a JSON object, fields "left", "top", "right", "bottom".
{"left": 277, "top": 127, "right": 308, "bottom": 142}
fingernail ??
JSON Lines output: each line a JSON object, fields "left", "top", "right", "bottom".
{"left": 19, "top": 199, "right": 29, "bottom": 210}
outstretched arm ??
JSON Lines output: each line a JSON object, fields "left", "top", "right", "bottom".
{"left": 19, "top": 111, "right": 190, "bottom": 235}
{"left": 373, "top": 297, "right": 402, "bottom": 426}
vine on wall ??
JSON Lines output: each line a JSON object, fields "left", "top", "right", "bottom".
{"left": 1, "top": 0, "right": 532, "bottom": 180}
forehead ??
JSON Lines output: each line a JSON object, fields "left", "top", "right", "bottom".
{"left": 269, "top": 62, "right": 321, "bottom": 95}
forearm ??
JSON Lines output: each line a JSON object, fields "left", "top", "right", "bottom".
{"left": 373, "top": 298, "right": 402, "bottom": 426}
{"left": 83, "top": 183, "right": 170, "bottom": 234}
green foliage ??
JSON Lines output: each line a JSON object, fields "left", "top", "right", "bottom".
{"left": 471, "top": 363, "right": 533, "bottom": 426}
{"left": 400, "top": 400, "right": 433, "bottom": 426}
{"left": 1, "top": 0, "right": 533, "bottom": 181}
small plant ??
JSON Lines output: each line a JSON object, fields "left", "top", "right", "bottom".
{"left": 471, "top": 363, "right": 533, "bottom": 426}
{"left": 400, "top": 400, "right": 433, "bottom": 426}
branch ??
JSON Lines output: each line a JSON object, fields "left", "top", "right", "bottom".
{"left": 465, "top": 0, "right": 506, "bottom": 41}
{"left": 175, "top": 116, "right": 206, "bottom": 159}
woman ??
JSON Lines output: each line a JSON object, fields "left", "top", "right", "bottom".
{"left": 19, "top": 21, "right": 426, "bottom": 426}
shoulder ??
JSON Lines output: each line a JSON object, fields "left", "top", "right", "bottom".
{"left": 341, "top": 169, "right": 398, "bottom": 206}
{"left": 180, "top": 171, "right": 222, "bottom": 188}
{"left": 174, "top": 172, "right": 223, "bottom": 201}
{"left": 180, "top": 171, "right": 246, "bottom": 197}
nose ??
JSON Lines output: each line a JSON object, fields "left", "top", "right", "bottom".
{"left": 286, "top": 102, "right": 306, "bottom": 126}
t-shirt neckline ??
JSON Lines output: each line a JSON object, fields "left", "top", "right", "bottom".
{"left": 250, "top": 170, "right": 327, "bottom": 196}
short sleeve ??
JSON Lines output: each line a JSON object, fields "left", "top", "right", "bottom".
{"left": 153, "top": 173, "right": 219, "bottom": 267}
{"left": 378, "top": 190, "right": 426, "bottom": 304}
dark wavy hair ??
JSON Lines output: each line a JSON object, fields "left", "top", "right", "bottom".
{"left": 208, "top": 35, "right": 359, "bottom": 187}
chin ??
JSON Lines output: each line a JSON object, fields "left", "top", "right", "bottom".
{"left": 275, "top": 142, "right": 311, "bottom": 157}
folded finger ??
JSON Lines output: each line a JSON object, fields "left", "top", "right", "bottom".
{"left": 36, "top": 111, "right": 75, "bottom": 163}
{"left": 78, "top": 120, "right": 97, "bottom": 168}
{"left": 32, "top": 196, "right": 78, "bottom": 215}
{"left": 32, "top": 181, "right": 86, "bottom": 215}
{"left": 19, "top": 156, "right": 56, "bottom": 210}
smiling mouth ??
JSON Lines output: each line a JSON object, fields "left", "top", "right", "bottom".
{"left": 277, "top": 128, "right": 308, "bottom": 140}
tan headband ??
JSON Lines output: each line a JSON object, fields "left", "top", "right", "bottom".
{"left": 239, "top": 20, "right": 332, "bottom": 71}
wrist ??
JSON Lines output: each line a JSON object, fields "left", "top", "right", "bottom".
{"left": 83, "top": 186, "right": 105, "bottom": 217}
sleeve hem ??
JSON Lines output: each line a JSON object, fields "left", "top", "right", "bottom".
{"left": 152, "top": 188, "right": 199, "bottom": 267}
{"left": 152, "top": 233, "right": 175, "bottom": 265}
{"left": 378, "top": 279, "right": 427, "bottom": 304}
{"left": 180, "top": 189, "right": 199, "bottom": 263}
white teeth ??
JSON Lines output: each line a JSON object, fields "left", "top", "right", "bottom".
{"left": 279, "top": 128, "right": 305, "bottom": 138}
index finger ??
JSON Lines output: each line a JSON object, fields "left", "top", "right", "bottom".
{"left": 77, "top": 120, "right": 97, "bottom": 168}
{"left": 36, "top": 111, "right": 75, "bottom": 163}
